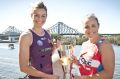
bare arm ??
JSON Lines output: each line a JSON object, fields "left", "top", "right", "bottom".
{"left": 74, "top": 41, "right": 115, "bottom": 79}
{"left": 96, "top": 41, "right": 115, "bottom": 79}
{"left": 19, "top": 32, "right": 57, "bottom": 79}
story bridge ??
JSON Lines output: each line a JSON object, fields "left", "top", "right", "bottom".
{"left": 47, "top": 22, "right": 81, "bottom": 35}
{"left": 0, "top": 22, "right": 81, "bottom": 43}
{"left": 0, "top": 26, "right": 22, "bottom": 43}
{"left": 0, "top": 22, "right": 120, "bottom": 43}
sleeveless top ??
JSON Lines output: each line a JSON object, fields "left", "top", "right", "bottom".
{"left": 78, "top": 39, "right": 104, "bottom": 76}
{"left": 28, "top": 29, "right": 53, "bottom": 79}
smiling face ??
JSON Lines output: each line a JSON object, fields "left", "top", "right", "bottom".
{"left": 31, "top": 8, "right": 47, "bottom": 27}
{"left": 83, "top": 16, "right": 99, "bottom": 39}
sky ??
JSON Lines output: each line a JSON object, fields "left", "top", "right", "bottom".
{"left": 0, "top": 0, "right": 120, "bottom": 34}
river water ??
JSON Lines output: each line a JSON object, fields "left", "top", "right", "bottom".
{"left": 0, "top": 43, "right": 120, "bottom": 79}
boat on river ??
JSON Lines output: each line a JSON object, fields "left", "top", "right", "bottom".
{"left": 8, "top": 44, "right": 14, "bottom": 49}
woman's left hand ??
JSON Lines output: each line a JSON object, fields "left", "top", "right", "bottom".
{"left": 52, "top": 39, "right": 61, "bottom": 49}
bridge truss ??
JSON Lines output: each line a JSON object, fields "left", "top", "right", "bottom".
{"left": 2, "top": 26, "right": 22, "bottom": 36}
{"left": 47, "top": 22, "right": 81, "bottom": 35}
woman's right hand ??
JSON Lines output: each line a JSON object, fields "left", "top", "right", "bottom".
{"left": 71, "top": 55, "right": 78, "bottom": 65}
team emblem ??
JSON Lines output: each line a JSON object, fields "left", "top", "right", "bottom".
{"left": 37, "top": 40, "right": 43, "bottom": 46}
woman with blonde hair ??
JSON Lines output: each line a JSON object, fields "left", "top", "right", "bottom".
{"left": 73, "top": 14, "right": 115, "bottom": 79}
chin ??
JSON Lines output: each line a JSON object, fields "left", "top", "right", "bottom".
{"left": 37, "top": 23, "right": 44, "bottom": 26}
{"left": 88, "top": 35, "right": 94, "bottom": 39}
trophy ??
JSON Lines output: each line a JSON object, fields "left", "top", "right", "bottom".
{"left": 51, "top": 36, "right": 76, "bottom": 79}
{"left": 60, "top": 45, "right": 74, "bottom": 79}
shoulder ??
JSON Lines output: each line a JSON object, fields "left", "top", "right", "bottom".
{"left": 19, "top": 30, "right": 32, "bottom": 45}
{"left": 20, "top": 30, "right": 32, "bottom": 39}
{"left": 100, "top": 40, "right": 112, "bottom": 50}
{"left": 99, "top": 40, "right": 114, "bottom": 56}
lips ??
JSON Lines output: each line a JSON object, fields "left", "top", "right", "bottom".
{"left": 87, "top": 31, "right": 98, "bottom": 38}
{"left": 88, "top": 31, "right": 97, "bottom": 35}
{"left": 36, "top": 21, "right": 42, "bottom": 24}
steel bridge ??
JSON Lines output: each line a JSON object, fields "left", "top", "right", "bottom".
{"left": 0, "top": 22, "right": 81, "bottom": 42}
{"left": 0, "top": 22, "right": 120, "bottom": 43}
{"left": 2, "top": 26, "right": 22, "bottom": 36}
{"left": 0, "top": 26, "right": 22, "bottom": 42}
{"left": 47, "top": 22, "right": 81, "bottom": 35}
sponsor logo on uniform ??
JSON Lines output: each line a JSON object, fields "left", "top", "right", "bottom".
{"left": 79, "top": 57, "right": 100, "bottom": 68}
{"left": 37, "top": 40, "right": 43, "bottom": 46}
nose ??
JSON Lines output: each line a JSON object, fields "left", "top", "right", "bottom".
{"left": 89, "top": 26, "right": 94, "bottom": 32}
{"left": 36, "top": 16, "right": 42, "bottom": 19}
{"left": 36, "top": 16, "right": 44, "bottom": 22}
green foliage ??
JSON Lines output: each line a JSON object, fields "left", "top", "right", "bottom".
{"left": 51, "top": 34, "right": 62, "bottom": 40}
{"left": 104, "top": 35, "right": 120, "bottom": 45}
{"left": 51, "top": 34, "right": 120, "bottom": 46}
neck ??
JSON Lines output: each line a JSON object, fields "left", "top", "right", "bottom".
{"left": 33, "top": 22, "right": 43, "bottom": 30}
{"left": 32, "top": 26, "right": 44, "bottom": 36}
{"left": 32, "top": 26, "right": 42, "bottom": 32}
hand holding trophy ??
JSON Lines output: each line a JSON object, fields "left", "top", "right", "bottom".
{"left": 51, "top": 35, "right": 76, "bottom": 79}
{"left": 52, "top": 38, "right": 64, "bottom": 79}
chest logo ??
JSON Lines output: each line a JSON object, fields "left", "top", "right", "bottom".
{"left": 37, "top": 40, "right": 43, "bottom": 46}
